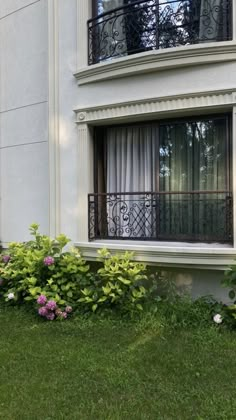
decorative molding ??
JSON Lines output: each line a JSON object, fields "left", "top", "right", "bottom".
{"left": 74, "top": 42, "right": 236, "bottom": 85}
{"left": 76, "top": 0, "right": 91, "bottom": 69}
{"left": 77, "top": 123, "right": 94, "bottom": 242}
{"left": 74, "top": 242, "right": 236, "bottom": 270}
{"left": 74, "top": 89, "right": 236, "bottom": 124}
{"left": 48, "top": 0, "right": 60, "bottom": 237}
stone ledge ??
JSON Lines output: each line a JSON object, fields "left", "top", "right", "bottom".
{"left": 74, "top": 241, "right": 236, "bottom": 270}
{"left": 74, "top": 42, "right": 236, "bottom": 85}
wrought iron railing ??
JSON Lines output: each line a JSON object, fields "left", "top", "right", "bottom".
{"left": 88, "top": 191, "right": 233, "bottom": 243}
{"left": 88, "top": 0, "right": 232, "bottom": 64}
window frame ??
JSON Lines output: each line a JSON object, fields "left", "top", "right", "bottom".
{"left": 94, "top": 113, "right": 232, "bottom": 194}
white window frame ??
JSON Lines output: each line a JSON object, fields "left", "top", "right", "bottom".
{"left": 74, "top": 89, "right": 236, "bottom": 268}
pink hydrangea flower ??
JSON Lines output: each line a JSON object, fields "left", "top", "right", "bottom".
{"left": 37, "top": 295, "right": 47, "bottom": 305}
{"left": 38, "top": 306, "right": 48, "bottom": 317}
{"left": 2, "top": 255, "right": 10, "bottom": 263}
{"left": 62, "top": 312, "right": 67, "bottom": 319}
{"left": 43, "top": 256, "right": 55, "bottom": 266}
{"left": 65, "top": 306, "right": 73, "bottom": 314}
{"left": 46, "top": 300, "right": 57, "bottom": 311}
{"left": 55, "top": 308, "right": 63, "bottom": 317}
{"left": 46, "top": 312, "right": 55, "bottom": 321}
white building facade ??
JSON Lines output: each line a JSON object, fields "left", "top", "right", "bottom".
{"left": 0, "top": 0, "right": 236, "bottom": 299}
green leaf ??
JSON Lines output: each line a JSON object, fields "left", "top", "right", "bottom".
{"left": 24, "top": 296, "right": 34, "bottom": 301}
{"left": 98, "top": 296, "right": 108, "bottom": 303}
{"left": 136, "top": 304, "right": 143, "bottom": 311}
{"left": 139, "top": 286, "right": 146, "bottom": 294}
{"left": 117, "top": 276, "right": 131, "bottom": 285}
{"left": 92, "top": 304, "right": 98, "bottom": 312}
{"left": 81, "top": 288, "right": 92, "bottom": 296}
{"left": 102, "top": 286, "right": 111, "bottom": 295}
{"left": 28, "top": 277, "right": 37, "bottom": 285}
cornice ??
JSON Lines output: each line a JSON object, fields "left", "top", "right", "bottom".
{"left": 74, "top": 242, "right": 236, "bottom": 270}
{"left": 74, "top": 89, "right": 236, "bottom": 124}
{"left": 74, "top": 41, "right": 236, "bottom": 85}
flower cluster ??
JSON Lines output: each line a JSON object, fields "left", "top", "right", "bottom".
{"left": 213, "top": 313, "right": 223, "bottom": 324}
{"left": 2, "top": 255, "right": 11, "bottom": 264}
{"left": 43, "top": 256, "right": 55, "bottom": 266}
{"left": 37, "top": 295, "right": 72, "bottom": 321}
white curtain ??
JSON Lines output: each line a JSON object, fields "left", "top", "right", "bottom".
{"left": 199, "top": 0, "right": 222, "bottom": 41}
{"left": 106, "top": 125, "right": 158, "bottom": 237}
{"left": 99, "top": 0, "right": 127, "bottom": 60}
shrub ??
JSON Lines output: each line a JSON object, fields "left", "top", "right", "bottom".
{"left": 218, "top": 264, "right": 236, "bottom": 327}
{"left": 78, "top": 248, "right": 149, "bottom": 314}
{"left": 0, "top": 223, "right": 89, "bottom": 312}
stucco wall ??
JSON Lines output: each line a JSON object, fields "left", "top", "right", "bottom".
{"left": 160, "top": 268, "right": 230, "bottom": 303}
{"left": 76, "top": 61, "right": 236, "bottom": 108}
{"left": 0, "top": 0, "right": 49, "bottom": 244}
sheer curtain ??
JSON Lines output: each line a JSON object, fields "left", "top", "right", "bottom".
{"left": 102, "top": 117, "right": 227, "bottom": 240}
{"left": 106, "top": 125, "right": 158, "bottom": 237}
{"left": 159, "top": 119, "right": 227, "bottom": 238}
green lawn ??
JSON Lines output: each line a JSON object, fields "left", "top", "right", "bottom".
{"left": 0, "top": 305, "right": 236, "bottom": 420}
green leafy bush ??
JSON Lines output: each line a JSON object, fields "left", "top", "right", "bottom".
{"left": 218, "top": 264, "right": 236, "bottom": 327}
{"left": 0, "top": 225, "right": 156, "bottom": 318}
{"left": 0, "top": 223, "right": 89, "bottom": 310}
{"left": 78, "top": 248, "right": 149, "bottom": 314}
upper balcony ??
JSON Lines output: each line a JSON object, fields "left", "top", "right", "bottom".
{"left": 88, "top": 0, "right": 232, "bottom": 65}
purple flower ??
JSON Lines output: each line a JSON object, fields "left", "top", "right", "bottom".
{"left": 37, "top": 295, "right": 47, "bottom": 305}
{"left": 62, "top": 312, "right": 67, "bottom": 319}
{"left": 38, "top": 306, "right": 48, "bottom": 317}
{"left": 43, "top": 256, "right": 55, "bottom": 266}
{"left": 2, "top": 255, "right": 10, "bottom": 264}
{"left": 46, "top": 312, "right": 55, "bottom": 321}
{"left": 65, "top": 306, "right": 73, "bottom": 314}
{"left": 46, "top": 300, "right": 57, "bottom": 311}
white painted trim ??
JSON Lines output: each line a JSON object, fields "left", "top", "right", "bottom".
{"left": 74, "top": 241, "right": 236, "bottom": 270}
{"left": 76, "top": 0, "right": 91, "bottom": 69}
{"left": 74, "top": 42, "right": 236, "bottom": 85}
{"left": 74, "top": 89, "right": 236, "bottom": 124}
{"left": 77, "top": 124, "right": 94, "bottom": 242}
{"left": 48, "top": 0, "right": 60, "bottom": 237}
{"left": 232, "top": 105, "right": 236, "bottom": 247}
{"left": 233, "top": 0, "right": 236, "bottom": 41}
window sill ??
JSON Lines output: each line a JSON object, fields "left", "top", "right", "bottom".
{"left": 74, "top": 41, "right": 236, "bottom": 86}
{"left": 74, "top": 241, "right": 235, "bottom": 270}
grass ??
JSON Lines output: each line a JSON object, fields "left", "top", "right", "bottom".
{"left": 0, "top": 304, "right": 236, "bottom": 420}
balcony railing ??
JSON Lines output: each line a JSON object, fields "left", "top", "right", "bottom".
{"left": 88, "top": 0, "right": 232, "bottom": 65}
{"left": 88, "top": 191, "right": 233, "bottom": 243}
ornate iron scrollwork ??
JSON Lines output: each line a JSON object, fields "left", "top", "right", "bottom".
{"left": 88, "top": 191, "right": 233, "bottom": 243}
{"left": 88, "top": 0, "right": 232, "bottom": 65}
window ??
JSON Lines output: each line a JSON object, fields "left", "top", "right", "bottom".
{"left": 89, "top": 114, "right": 232, "bottom": 243}
{"left": 88, "top": 0, "right": 232, "bottom": 65}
